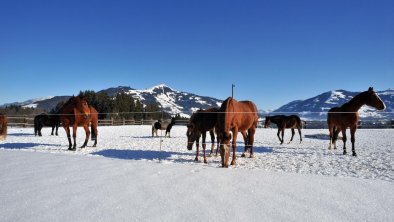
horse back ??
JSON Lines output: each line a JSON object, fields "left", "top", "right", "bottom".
{"left": 327, "top": 107, "right": 358, "bottom": 127}
{"left": 226, "top": 99, "right": 258, "bottom": 131}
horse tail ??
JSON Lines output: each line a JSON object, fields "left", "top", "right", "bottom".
{"left": 332, "top": 126, "right": 338, "bottom": 141}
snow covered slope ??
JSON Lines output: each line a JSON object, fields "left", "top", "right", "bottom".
{"left": 274, "top": 89, "right": 394, "bottom": 120}
{"left": 123, "top": 84, "right": 222, "bottom": 117}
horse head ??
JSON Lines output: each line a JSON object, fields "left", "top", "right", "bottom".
{"left": 365, "top": 87, "right": 386, "bottom": 111}
{"left": 186, "top": 123, "right": 200, "bottom": 150}
{"left": 74, "top": 96, "right": 91, "bottom": 119}
{"left": 264, "top": 116, "right": 271, "bottom": 128}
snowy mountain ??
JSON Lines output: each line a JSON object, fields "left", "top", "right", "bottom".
{"left": 0, "top": 96, "right": 71, "bottom": 110}
{"left": 122, "top": 84, "right": 222, "bottom": 117}
{"left": 0, "top": 84, "right": 223, "bottom": 117}
{"left": 273, "top": 89, "right": 394, "bottom": 120}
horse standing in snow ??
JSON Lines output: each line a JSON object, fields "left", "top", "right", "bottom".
{"left": 327, "top": 87, "right": 386, "bottom": 156}
{"left": 264, "top": 115, "right": 302, "bottom": 144}
{"left": 34, "top": 113, "right": 60, "bottom": 136}
{"left": 59, "top": 96, "right": 98, "bottom": 151}
{"left": 0, "top": 114, "right": 7, "bottom": 141}
{"left": 152, "top": 117, "right": 176, "bottom": 137}
{"left": 216, "top": 97, "right": 258, "bottom": 168}
{"left": 186, "top": 108, "right": 220, "bottom": 163}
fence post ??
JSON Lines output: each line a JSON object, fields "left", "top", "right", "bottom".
{"left": 391, "top": 120, "right": 394, "bottom": 129}
{"left": 111, "top": 117, "right": 114, "bottom": 126}
{"left": 23, "top": 115, "right": 27, "bottom": 128}
{"left": 122, "top": 118, "right": 125, "bottom": 125}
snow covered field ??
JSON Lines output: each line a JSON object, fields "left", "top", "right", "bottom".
{"left": 1, "top": 126, "right": 393, "bottom": 221}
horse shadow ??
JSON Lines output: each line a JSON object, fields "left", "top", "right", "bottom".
{"left": 304, "top": 134, "right": 329, "bottom": 141}
{"left": 91, "top": 149, "right": 190, "bottom": 161}
{"left": 8, "top": 133, "right": 34, "bottom": 137}
{"left": 0, "top": 142, "right": 61, "bottom": 149}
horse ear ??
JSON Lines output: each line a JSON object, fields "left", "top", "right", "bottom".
{"left": 368, "top": 87, "right": 373, "bottom": 92}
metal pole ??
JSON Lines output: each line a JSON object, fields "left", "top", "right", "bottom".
{"left": 232, "top": 84, "right": 235, "bottom": 98}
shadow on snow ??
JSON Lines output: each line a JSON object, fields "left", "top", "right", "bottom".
{"left": 91, "top": 149, "right": 190, "bottom": 161}
{"left": 0, "top": 142, "right": 61, "bottom": 149}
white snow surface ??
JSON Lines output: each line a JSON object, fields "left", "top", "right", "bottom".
{"left": 1, "top": 126, "right": 393, "bottom": 221}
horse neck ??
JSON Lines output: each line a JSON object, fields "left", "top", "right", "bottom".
{"left": 270, "top": 116, "right": 282, "bottom": 124}
{"left": 342, "top": 93, "right": 367, "bottom": 112}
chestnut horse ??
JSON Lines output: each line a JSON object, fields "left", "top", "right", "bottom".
{"left": 264, "top": 115, "right": 302, "bottom": 144}
{"left": 0, "top": 114, "right": 7, "bottom": 141}
{"left": 59, "top": 96, "right": 98, "bottom": 150}
{"left": 327, "top": 87, "right": 385, "bottom": 156}
{"left": 34, "top": 113, "right": 60, "bottom": 136}
{"left": 217, "top": 97, "right": 258, "bottom": 168}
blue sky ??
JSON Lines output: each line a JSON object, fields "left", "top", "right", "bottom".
{"left": 1, "top": 0, "right": 393, "bottom": 110}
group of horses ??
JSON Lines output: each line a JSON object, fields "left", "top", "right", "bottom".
{"left": 30, "top": 96, "right": 99, "bottom": 151}
{"left": 186, "top": 87, "right": 386, "bottom": 167}
{"left": 0, "top": 87, "right": 387, "bottom": 166}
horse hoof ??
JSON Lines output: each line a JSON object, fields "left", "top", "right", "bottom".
{"left": 204, "top": 160, "right": 208, "bottom": 164}
{"left": 68, "top": 148, "right": 76, "bottom": 151}
{"left": 194, "top": 158, "right": 199, "bottom": 162}
{"left": 241, "top": 153, "right": 246, "bottom": 158}
{"left": 250, "top": 154, "right": 254, "bottom": 158}
{"left": 352, "top": 152, "right": 357, "bottom": 157}
{"left": 343, "top": 151, "right": 347, "bottom": 155}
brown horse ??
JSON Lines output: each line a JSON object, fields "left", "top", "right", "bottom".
{"left": 186, "top": 108, "right": 220, "bottom": 163}
{"left": 59, "top": 96, "right": 98, "bottom": 150}
{"left": 264, "top": 115, "right": 302, "bottom": 144}
{"left": 0, "top": 114, "right": 7, "bottom": 141}
{"left": 217, "top": 97, "right": 258, "bottom": 168}
{"left": 327, "top": 87, "right": 386, "bottom": 156}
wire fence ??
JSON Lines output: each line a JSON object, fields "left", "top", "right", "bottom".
{"left": 5, "top": 113, "right": 394, "bottom": 129}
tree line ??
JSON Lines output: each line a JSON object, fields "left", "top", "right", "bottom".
{"left": 1, "top": 90, "right": 184, "bottom": 121}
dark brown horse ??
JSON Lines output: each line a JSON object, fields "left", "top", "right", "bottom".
{"left": 327, "top": 87, "right": 386, "bottom": 156}
{"left": 0, "top": 114, "right": 7, "bottom": 141}
{"left": 59, "top": 96, "right": 98, "bottom": 150}
{"left": 34, "top": 113, "right": 60, "bottom": 136}
{"left": 186, "top": 108, "right": 220, "bottom": 163}
{"left": 264, "top": 115, "right": 302, "bottom": 144}
{"left": 217, "top": 97, "right": 258, "bottom": 168}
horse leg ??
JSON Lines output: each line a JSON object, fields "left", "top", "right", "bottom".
{"left": 38, "top": 125, "right": 42, "bottom": 137}
{"left": 280, "top": 128, "right": 285, "bottom": 145}
{"left": 341, "top": 128, "right": 347, "bottom": 155}
{"left": 350, "top": 126, "right": 357, "bottom": 156}
{"left": 64, "top": 126, "right": 73, "bottom": 150}
{"left": 298, "top": 127, "right": 302, "bottom": 143}
{"left": 56, "top": 125, "right": 59, "bottom": 136}
{"left": 249, "top": 127, "right": 256, "bottom": 158}
{"left": 288, "top": 128, "right": 295, "bottom": 144}
{"left": 202, "top": 132, "right": 207, "bottom": 164}
{"left": 91, "top": 122, "right": 98, "bottom": 147}
{"left": 194, "top": 136, "right": 200, "bottom": 162}
{"left": 209, "top": 130, "right": 215, "bottom": 157}
{"left": 328, "top": 125, "right": 333, "bottom": 149}
{"left": 72, "top": 124, "right": 78, "bottom": 150}
{"left": 241, "top": 131, "right": 249, "bottom": 157}
{"left": 51, "top": 126, "right": 54, "bottom": 136}
{"left": 231, "top": 129, "right": 238, "bottom": 166}
{"left": 277, "top": 129, "right": 282, "bottom": 144}
{"left": 331, "top": 126, "right": 340, "bottom": 150}
{"left": 80, "top": 124, "right": 90, "bottom": 148}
